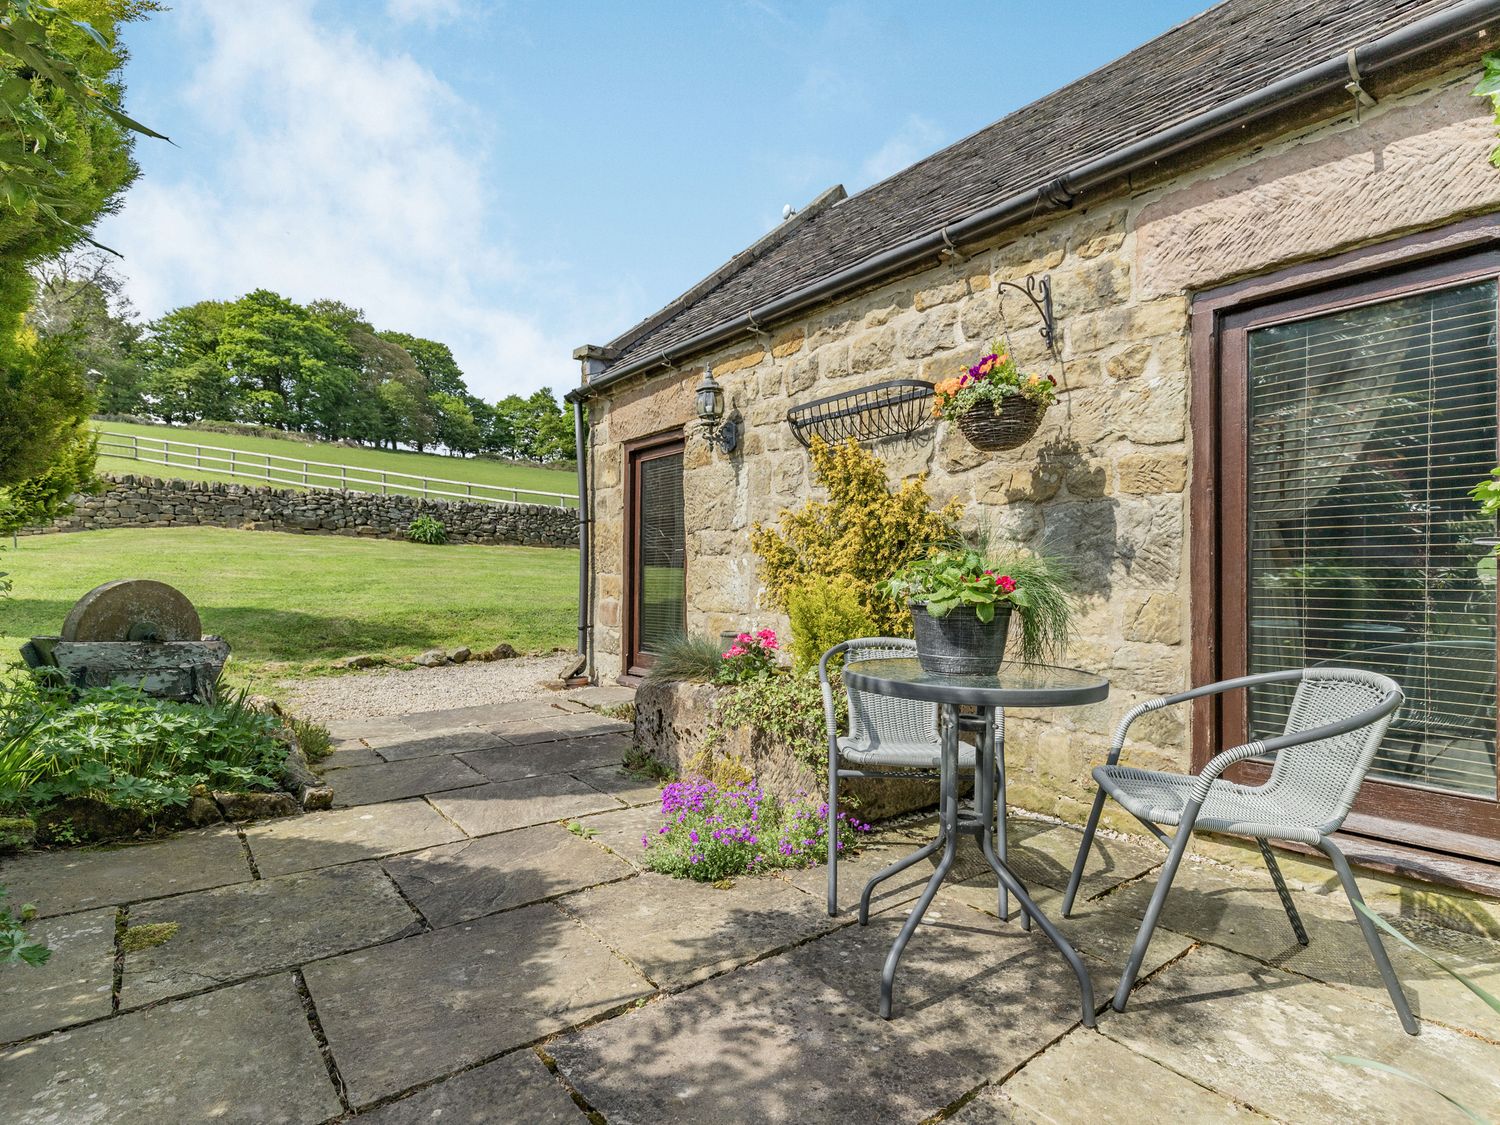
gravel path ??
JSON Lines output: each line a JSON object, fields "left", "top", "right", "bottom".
{"left": 276, "top": 653, "right": 583, "bottom": 722}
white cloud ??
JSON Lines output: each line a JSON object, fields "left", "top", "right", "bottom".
{"left": 384, "top": 0, "right": 465, "bottom": 28}
{"left": 98, "top": 0, "right": 594, "bottom": 400}
{"left": 857, "top": 114, "right": 947, "bottom": 189}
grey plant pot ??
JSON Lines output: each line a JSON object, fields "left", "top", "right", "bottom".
{"left": 910, "top": 601, "right": 1011, "bottom": 676}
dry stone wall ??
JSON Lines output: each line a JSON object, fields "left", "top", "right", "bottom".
{"left": 29, "top": 473, "right": 578, "bottom": 548}
{"left": 586, "top": 64, "right": 1500, "bottom": 824}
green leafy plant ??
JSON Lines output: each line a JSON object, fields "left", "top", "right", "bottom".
{"left": 287, "top": 714, "right": 331, "bottom": 763}
{"left": 640, "top": 778, "right": 869, "bottom": 882}
{"left": 1473, "top": 52, "right": 1500, "bottom": 168}
{"left": 932, "top": 342, "right": 1058, "bottom": 420}
{"left": 751, "top": 437, "right": 960, "bottom": 635}
{"left": 0, "top": 675, "right": 288, "bottom": 820}
{"left": 881, "top": 548, "right": 1076, "bottom": 664}
{"left": 406, "top": 514, "right": 447, "bottom": 544}
{"left": 646, "top": 634, "right": 730, "bottom": 684}
{"left": 785, "top": 577, "right": 876, "bottom": 676}
{"left": 706, "top": 671, "right": 843, "bottom": 773}
{"left": 0, "top": 884, "right": 49, "bottom": 969}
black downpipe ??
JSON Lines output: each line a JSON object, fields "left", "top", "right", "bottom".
{"left": 571, "top": 398, "right": 590, "bottom": 672}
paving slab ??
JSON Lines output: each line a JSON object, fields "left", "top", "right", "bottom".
{"left": 369, "top": 727, "right": 514, "bottom": 762}
{"left": 1003, "top": 817, "right": 1163, "bottom": 901}
{"left": 122, "top": 862, "right": 422, "bottom": 1006}
{"left": 562, "top": 684, "right": 637, "bottom": 710}
{"left": 953, "top": 1028, "right": 1270, "bottom": 1122}
{"left": 0, "top": 907, "right": 116, "bottom": 1044}
{"left": 458, "top": 733, "right": 631, "bottom": 783}
{"left": 244, "top": 798, "right": 466, "bottom": 877}
{"left": 318, "top": 744, "right": 385, "bottom": 769}
{"left": 559, "top": 872, "right": 841, "bottom": 988}
{"left": 303, "top": 901, "right": 652, "bottom": 1106}
{"left": 399, "top": 698, "right": 589, "bottom": 730}
{"left": 550, "top": 953, "right": 986, "bottom": 1124}
{"left": 383, "top": 824, "right": 633, "bottom": 928}
{"left": 325, "top": 754, "right": 485, "bottom": 807}
{"left": 1103, "top": 857, "right": 1500, "bottom": 1031}
{"left": 777, "top": 837, "right": 937, "bottom": 917}
{"left": 427, "top": 774, "right": 619, "bottom": 837}
{"left": 570, "top": 763, "right": 663, "bottom": 806}
{"left": 570, "top": 804, "right": 663, "bottom": 870}
{"left": 1100, "top": 943, "right": 1500, "bottom": 1123}
{"left": 785, "top": 888, "right": 1090, "bottom": 1080}
{"left": 0, "top": 826, "right": 251, "bottom": 917}
{"left": 0, "top": 974, "right": 340, "bottom": 1125}
{"left": 358, "top": 1049, "right": 588, "bottom": 1124}
{"left": 485, "top": 711, "right": 631, "bottom": 746}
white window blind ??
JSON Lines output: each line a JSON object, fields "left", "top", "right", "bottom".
{"left": 1245, "top": 280, "right": 1498, "bottom": 797}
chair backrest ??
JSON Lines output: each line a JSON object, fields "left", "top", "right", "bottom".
{"left": 824, "top": 638, "right": 939, "bottom": 748}
{"left": 1262, "top": 667, "right": 1402, "bottom": 833}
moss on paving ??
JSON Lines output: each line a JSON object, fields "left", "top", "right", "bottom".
{"left": 120, "top": 921, "right": 179, "bottom": 953}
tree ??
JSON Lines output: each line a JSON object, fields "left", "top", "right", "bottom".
{"left": 432, "top": 392, "right": 481, "bottom": 456}
{"left": 29, "top": 248, "right": 145, "bottom": 413}
{"left": 377, "top": 330, "right": 468, "bottom": 398}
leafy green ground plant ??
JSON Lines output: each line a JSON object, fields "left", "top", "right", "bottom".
{"left": 0, "top": 885, "right": 49, "bottom": 970}
{"left": 406, "top": 515, "right": 447, "bottom": 544}
{"left": 706, "top": 671, "right": 841, "bottom": 773}
{"left": 0, "top": 675, "right": 288, "bottom": 817}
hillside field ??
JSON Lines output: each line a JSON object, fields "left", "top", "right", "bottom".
{"left": 93, "top": 420, "right": 578, "bottom": 507}
{"left": 1, "top": 528, "right": 579, "bottom": 686}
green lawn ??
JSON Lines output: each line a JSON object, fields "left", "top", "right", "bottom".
{"left": 93, "top": 420, "right": 578, "bottom": 507}
{"left": 1, "top": 528, "right": 578, "bottom": 687}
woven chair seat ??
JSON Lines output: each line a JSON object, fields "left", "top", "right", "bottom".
{"left": 839, "top": 735, "right": 977, "bottom": 770}
{"left": 1095, "top": 764, "right": 1331, "bottom": 847}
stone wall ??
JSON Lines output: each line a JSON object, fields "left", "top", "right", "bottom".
{"left": 29, "top": 473, "right": 578, "bottom": 548}
{"left": 585, "top": 64, "right": 1500, "bottom": 824}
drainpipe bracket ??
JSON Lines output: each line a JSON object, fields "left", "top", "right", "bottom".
{"left": 1345, "top": 48, "right": 1378, "bottom": 108}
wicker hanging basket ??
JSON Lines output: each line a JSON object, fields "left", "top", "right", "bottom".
{"left": 956, "top": 395, "right": 1046, "bottom": 452}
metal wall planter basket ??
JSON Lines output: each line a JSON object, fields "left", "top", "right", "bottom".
{"left": 785, "top": 379, "right": 934, "bottom": 448}
{"left": 956, "top": 395, "right": 1046, "bottom": 452}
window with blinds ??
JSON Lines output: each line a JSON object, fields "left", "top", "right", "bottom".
{"left": 635, "top": 449, "right": 686, "bottom": 657}
{"left": 1245, "top": 280, "right": 1498, "bottom": 798}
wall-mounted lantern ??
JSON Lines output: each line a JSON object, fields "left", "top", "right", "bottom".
{"left": 695, "top": 369, "right": 739, "bottom": 453}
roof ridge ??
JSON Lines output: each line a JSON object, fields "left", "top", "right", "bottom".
{"left": 601, "top": 184, "right": 848, "bottom": 357}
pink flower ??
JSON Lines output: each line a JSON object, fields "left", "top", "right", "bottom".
{"left": 997, "top": 575, "right": 1017, "bottom": 594}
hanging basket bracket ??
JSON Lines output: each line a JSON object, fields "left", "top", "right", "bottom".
{"left": 995, "top": 274, "right": 1059, "bottom": 358}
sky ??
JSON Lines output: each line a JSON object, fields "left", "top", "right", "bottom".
{"left": 97, "top": 0, "right": 1209, "bottom": 402}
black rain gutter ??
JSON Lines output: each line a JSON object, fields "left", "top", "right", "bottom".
{"left": 566, "top": 0, "right": 1500, "bottom": 406}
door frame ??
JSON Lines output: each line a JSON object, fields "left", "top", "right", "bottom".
{"left": 1190, "top": 216, "right": 1500, "bottom": 861}
{"left": 623, "top": 429, "right": 686, "bottom": 678}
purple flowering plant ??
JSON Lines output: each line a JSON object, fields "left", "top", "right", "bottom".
{"left": 640, "top": 777, "right": 871, "bottom": 882}
{"left": 715, "top": 628, "right": 780, "bottom": 685}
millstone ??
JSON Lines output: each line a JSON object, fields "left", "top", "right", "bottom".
{"left": 61, "top": 580, "right": 203, "bottom": 643}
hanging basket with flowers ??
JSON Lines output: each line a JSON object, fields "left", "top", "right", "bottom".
{"left": 933, "top": 345, "right": 1058, "bottom": 452}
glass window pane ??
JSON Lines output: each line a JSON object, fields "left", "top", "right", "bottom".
{"left": 1245, "top": 281, "right": 1498, "bottom": 797}
{"left": 637, "top": 451, "right": 685, "bottom": 656}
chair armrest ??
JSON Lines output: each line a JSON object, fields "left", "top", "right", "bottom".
{"left": 1106, "top": 697, "right": 1172, "bottom": 765}
{"left": 1187, "top": 741, "right": 1267, "bottom": 802}
{"left": 1105, "top": 670, "right": 1317, "bottom": 766}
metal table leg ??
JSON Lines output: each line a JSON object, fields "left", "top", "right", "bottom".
{"left": 880, "top": 703, "right": 961, "bottom": 1019}
{"left": 975, "top": 711, "right": 1096, "bottom": 1029}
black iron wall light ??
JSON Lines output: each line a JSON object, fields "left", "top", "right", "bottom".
{"left": 695, "top": 369, "right": 739, "bottom": 453}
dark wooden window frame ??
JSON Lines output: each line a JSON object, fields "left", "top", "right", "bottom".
{"left": 1191, "top": 215, "right": 1500, "bottom": 864}
{"left": 622, "top": 429, "right": 686, "bottom": 679}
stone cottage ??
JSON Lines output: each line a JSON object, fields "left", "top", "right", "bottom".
{"left": 567, "top": 0, "right": 1500, "bottom": 881}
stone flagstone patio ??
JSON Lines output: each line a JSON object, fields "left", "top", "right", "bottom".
{"left": 3, "top": 691, "right": 1500, "bottom": 1123}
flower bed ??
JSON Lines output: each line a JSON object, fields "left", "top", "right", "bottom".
{"left": 641, "top": 778, "right": 870, "bottom": 881}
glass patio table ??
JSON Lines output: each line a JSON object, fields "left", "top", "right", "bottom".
{"left": 840, "top": 657, "right": 1109, "bottom": 1024}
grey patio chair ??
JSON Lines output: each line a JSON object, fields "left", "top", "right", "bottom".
{"left": 820, "top": 637, "right": 1008, "bottom": 920}
{"left": 1061, "top": 667, "right": 1416, "bottom": 1034}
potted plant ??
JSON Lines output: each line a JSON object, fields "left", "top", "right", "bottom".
{"left": 933, "top": 344, "right": 1058, "bottom": 452}
{"left": 881, "top": 549, "right": 1074, "bottom": 675}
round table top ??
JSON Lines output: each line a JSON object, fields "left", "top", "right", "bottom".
{"left": 842, "top": 657, "right": 1109, "bottom": 708}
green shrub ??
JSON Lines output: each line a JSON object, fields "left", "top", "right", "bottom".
{"left": 750, "top": 437, "right": 960, "bottom": 635}
{"left": 785, "top": 577, "right": 877, "bottom": 676}
{"left": 0, "top": 677, "right": 288, "bottom": 816}
{"left": 406, "top": 514, "right": 448, "bottom": 544}
{"left": 645, "top": 634, "right": 727, "bottom": 683}
{"left": 288, "top": 714, "right": 331, "bottom": 763}
{"left": 640, "top": 778, "right": 869, "bottom": 882}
